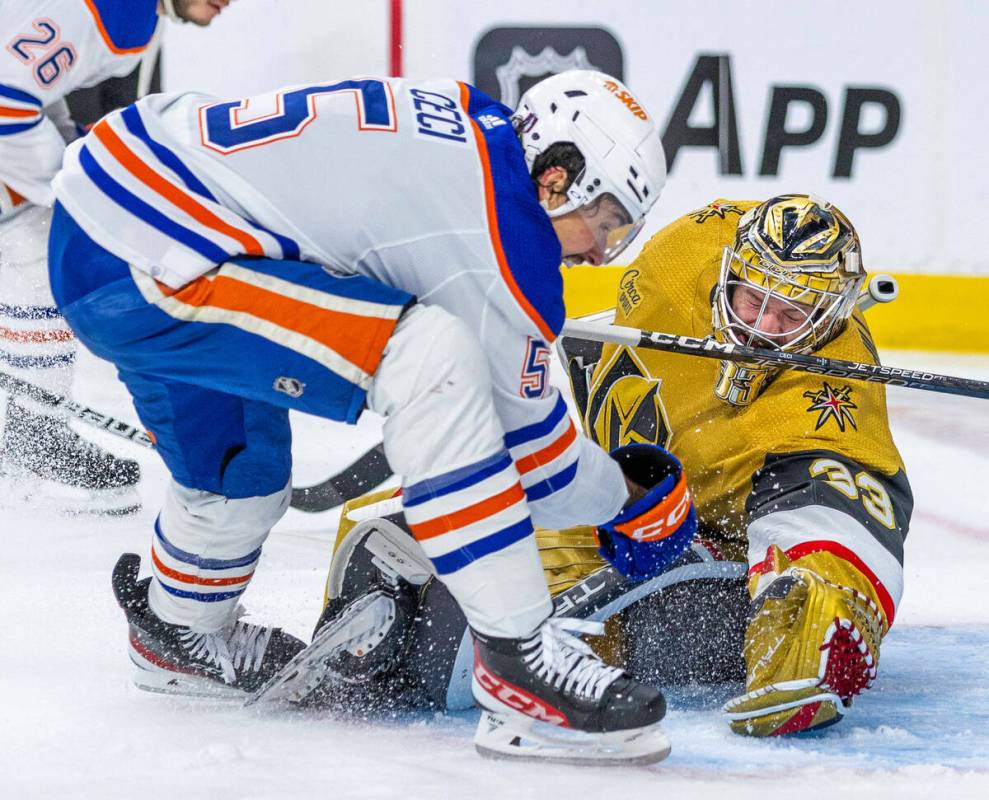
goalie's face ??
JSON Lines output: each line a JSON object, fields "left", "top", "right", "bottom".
{"left": 729, "top": 284, "right": 816, "bottom": 348}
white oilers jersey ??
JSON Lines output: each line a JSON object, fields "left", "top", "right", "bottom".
{"left": 54, "top": 76, "right": 629, "bottom": 529}
{"left": 0, "top": 0, "right": 158, "bottom": 213}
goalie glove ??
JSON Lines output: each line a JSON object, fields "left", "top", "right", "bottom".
{"left": 596, "top": 444, "right": 697, "bottom": 581}
{"left": 723, "top": 546, "right": 884, "bottom": 736}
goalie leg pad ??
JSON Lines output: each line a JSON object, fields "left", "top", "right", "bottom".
{"left": 246, "top": 589, "right": 401, "bottom": 707}
{"left": 723, "top": 546, "right": 883, "bottom": 736}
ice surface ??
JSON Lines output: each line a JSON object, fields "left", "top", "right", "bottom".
{"left": 1, "top": 349, "right": 987, "bottom": 798}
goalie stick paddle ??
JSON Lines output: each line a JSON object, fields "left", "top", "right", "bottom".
{"left": 562, "top": 320, "right": 989, "bottom": 401}
{"left": 0, "top": 368, "right": 154, "bottom": 448}
{"left": 289, "top": 442, "right": 391, "bottom": 513}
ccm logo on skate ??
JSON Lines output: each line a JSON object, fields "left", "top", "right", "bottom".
{"left": 615, "top": 474, "right": 691, "bottom": 542}
{"left": 474, "top": 658, "right": 569, "bottom": 727}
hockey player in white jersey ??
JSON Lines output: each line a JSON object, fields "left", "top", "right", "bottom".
{"left": 50, "top": 69, "right": 694, "bottom": 763}
{"left": 0, "top": 1, "right": 232, "bottom": 513}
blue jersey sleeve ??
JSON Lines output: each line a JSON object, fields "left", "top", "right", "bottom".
{"left": 461, "top": 84, "right": 565, "bottom": 342}
{"left": 85, "top": 0, "right": 159, "bottom": 53}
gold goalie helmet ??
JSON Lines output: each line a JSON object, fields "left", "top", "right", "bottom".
{"left": 710, "top": 195, "right": 866, "bottom": 406}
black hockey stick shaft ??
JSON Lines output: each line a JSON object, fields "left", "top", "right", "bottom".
{"left": 562, "top": 320, "right": 989, "bottom": 401}
{"left": 2, "top": 366, "right": 392, "bottom": 508}
{"left": 0, "top": 368, "right": 154, "bottom": 447}
{"left": 289, "top": 442, "right": 391, "bottom": 513}
{"left": 285, "top": 283, "right": 924, "bottom": 514}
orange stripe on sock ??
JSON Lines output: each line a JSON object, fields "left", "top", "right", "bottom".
{"left": 151, "top": 547, "right": 254, "bottom": 587}
{"left": 0, "top": 325, "right": 74, "bottom": 343}
{"left": 410, "top": 482, "right": 525, "bottom": 541}
{"left": 92, "top": 121, "right": 265, "bottom": 256}
{"left": 7, "top": 184, "right": 25, "bottom": 206}
{"left": 459, "top": 82, "right": 555, "bottom": 343}
{"left": 515, "top": 422, "right": 576, "bottom": 476}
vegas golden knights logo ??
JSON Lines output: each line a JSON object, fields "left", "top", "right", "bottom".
{"left": 587, "top": 347, "right": 671, "bottom": 449}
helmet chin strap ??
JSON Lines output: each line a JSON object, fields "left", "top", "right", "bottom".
{"left": 160, "top": 0, "right": 185, "bottom": 23}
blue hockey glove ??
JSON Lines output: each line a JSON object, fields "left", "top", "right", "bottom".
{"left": 597, "top": 444, "right": 697, "bottom": 581}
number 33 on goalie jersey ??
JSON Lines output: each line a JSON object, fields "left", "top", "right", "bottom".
{"left": 53, "top": 76, "right": 624, "bottom": 528}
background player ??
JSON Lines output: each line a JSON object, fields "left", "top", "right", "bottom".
{"left": 0, "top": 0, "right": 232, "bottom": 513}
{"left": 49, "top": 69, "right": 695, "bottom": 763}
{"left": 314, "top": 194, "right": 911, "bottom": 739}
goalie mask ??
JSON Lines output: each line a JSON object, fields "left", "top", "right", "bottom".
{"left": 711, "top": 195, "right": 866, "bottom": 406}
{"left": 514, "top": 71, "right": 666, "bottom": 265}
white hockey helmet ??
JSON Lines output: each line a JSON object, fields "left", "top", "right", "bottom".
{"left": 514, "top": 70, "right": 667, "bottom": 264}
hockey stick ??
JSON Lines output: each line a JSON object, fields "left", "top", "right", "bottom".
{"left": 289, "top": 442, "right": 391, "bottom": 513}
{"left": 286, "top": 277, "right": 912, "bottom": 513}
{"left": 2, "top": 366, "right": 396, "bottom": 507}
{"left": 0, "top": 368, "right": 154, "bottom": 448}
{"left": 562, "top": 320, "right": 989, "bottom": 400}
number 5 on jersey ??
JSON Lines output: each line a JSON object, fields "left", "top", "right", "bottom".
{"left": 199, "top": 79, "right": 397, "bottom": 154}
{"left": 520, "top": 337, "right": 551, "bottom": 399}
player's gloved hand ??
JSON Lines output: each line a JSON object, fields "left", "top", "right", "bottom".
{"left": 596, "top": 444, "right": 696, "bottom": 581}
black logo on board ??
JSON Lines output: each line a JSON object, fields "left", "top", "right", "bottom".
{"left": 473, "top": 27, "right": 624, "bottom": 108}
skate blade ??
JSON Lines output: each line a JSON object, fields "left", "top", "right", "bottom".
{"left": 128, "top": 651, "right": 245, "bottom": 700}
{"left": 473, "top": 710, "right": 672, "bottom": 766}
{"left": 246, "top": 591, "right": 395, "bottom": 708}
{"left": 0, "top": 470, "right": 141, "bottom": 516}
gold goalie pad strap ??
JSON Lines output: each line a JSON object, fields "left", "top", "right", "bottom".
{"left": 748, "top": 546, "right": 890, "bottom": 633}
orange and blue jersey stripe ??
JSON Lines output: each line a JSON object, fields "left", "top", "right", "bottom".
{"left": 504, "top": 394, "right": 580, "bottom": 503}
{"left": 76, "top": 105, "right": 302, "bottom": 270}
{"left": 0, "top": 84, "right": 42, "bottom": 136}
{"left": 403, "top": 450, "right": 534, "bottom": 575}
{"left": 128, "top": 255, "right": 407, "bottom": 395}
{"left": 151, "top": 517, "right": 259, "bottom": 603}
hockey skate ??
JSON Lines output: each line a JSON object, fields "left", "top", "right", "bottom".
{"left": 112, "top": 553, "right": 305, "bottom": 698}
{"left": 723, "top": 547, "right": 884, "bottom": 736}
{"left": 0, "top": 399, "right": 141, "bottom": 515}
{"left": 472, "top": 617, "right": 671, "bottom": 765}
{"left": 247, "top": 517, "right": 428, "bottom": 707}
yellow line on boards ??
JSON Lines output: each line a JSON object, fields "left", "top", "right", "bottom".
{"left": 562, "top": 268, "right": 989, "bottom": 354}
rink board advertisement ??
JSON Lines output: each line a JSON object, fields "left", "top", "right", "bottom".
{"left": 162, "top": 0, "right": 989, "bottom": 347}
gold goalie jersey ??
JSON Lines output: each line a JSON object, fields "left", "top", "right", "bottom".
{"left": 579, "top": 199, "right": 912, "bottom": 631}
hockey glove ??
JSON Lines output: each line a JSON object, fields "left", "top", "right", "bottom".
{"left": 596, "top": 444, "right": 696, "bottom": 581}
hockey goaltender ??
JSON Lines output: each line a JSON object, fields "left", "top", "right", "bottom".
{"left": 294, "top": 193, "right": 912, "bottom": 748}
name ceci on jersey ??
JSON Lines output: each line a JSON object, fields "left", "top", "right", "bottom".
{"left": 409, "top": 88, "right": 468, "bottom": 145}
